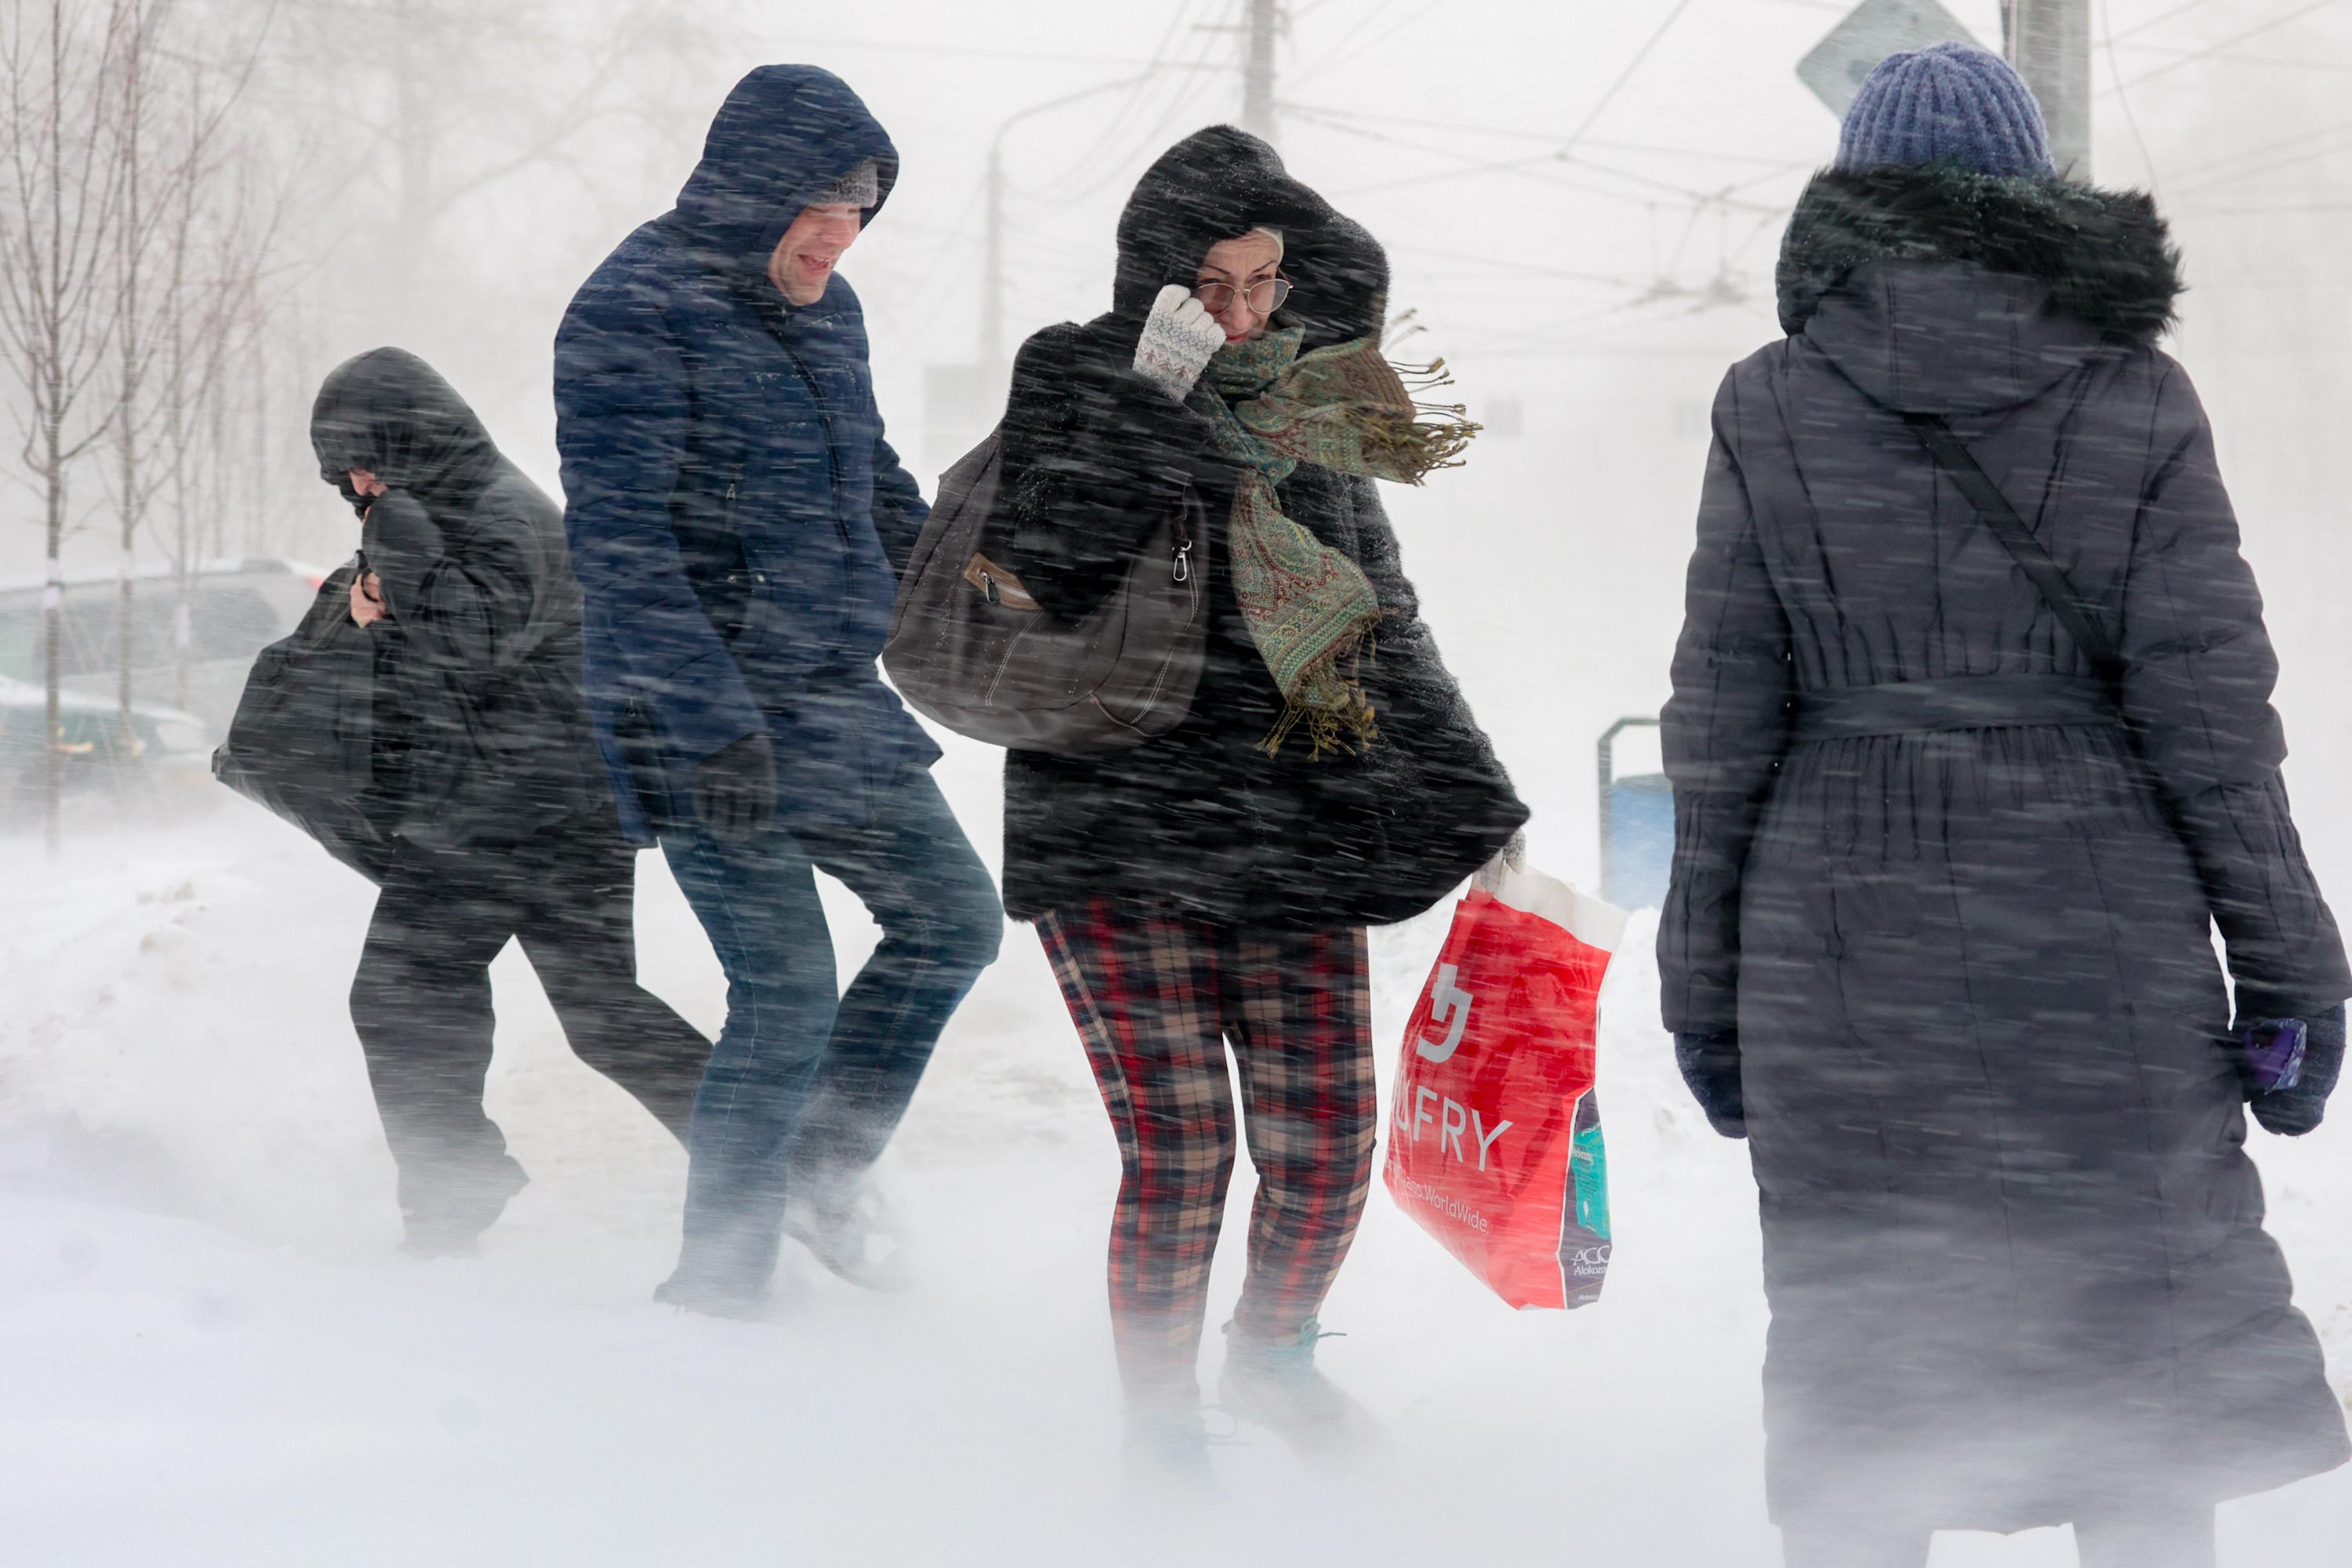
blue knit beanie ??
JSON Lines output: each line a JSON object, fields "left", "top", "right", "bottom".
{"left": 1836, "top": 42, "right": 2053, "bottom": 179}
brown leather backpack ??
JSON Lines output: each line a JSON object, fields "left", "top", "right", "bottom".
{"left": 883, "top": 426, "right": 1210, "bottom": 753}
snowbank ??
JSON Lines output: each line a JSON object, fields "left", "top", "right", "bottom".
{"left": 2, "top": 786, "right": 2346, "bottom": 1564}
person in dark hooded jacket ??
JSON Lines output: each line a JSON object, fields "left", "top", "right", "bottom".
{"left": 554, "top": 66, "right": 1001, "bottom": 1315}
{"left": 989, "top": 125, "right": 1525, "bottom": 1469}
{"left": 1659, "top": 46, "right": 2350, "bottom": 1567}
{"left": 309, "top": 347, "right": 713, "bottom": 1257}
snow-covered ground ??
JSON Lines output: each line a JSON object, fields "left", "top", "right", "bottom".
{"left": 4, "top": 756, "right": 2348, "bottom": 1566}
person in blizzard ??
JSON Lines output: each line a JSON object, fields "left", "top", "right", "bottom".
{"left": 989, "top": 125, "right": 1525, "bottom": 1472}
{"left": 1660, "top": 45, "right": 2349, "bottom": 1568}
{"left": 554, "top": 66, "right": 1001, "bottom": 1316}
{"left": 310, "top": 347, "right": 713, "bottom": 1258}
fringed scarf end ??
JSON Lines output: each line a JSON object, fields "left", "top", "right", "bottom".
{"left": 1258, "top": 634, "right": 1381, "bottom": 760}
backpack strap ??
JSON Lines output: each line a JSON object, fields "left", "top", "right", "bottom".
{"left": 1903, "top": 412, "right": 2125, "bottom": 682}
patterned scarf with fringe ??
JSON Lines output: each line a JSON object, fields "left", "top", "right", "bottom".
{"left": 1193, "top": 325, "right": 1475, "bottom": 758}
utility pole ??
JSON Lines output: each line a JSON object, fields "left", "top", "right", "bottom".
{"left": 1242, "top": 0, "right": 1279, "bottom": 143}
{"left": 981, "top": 145, "right": 1004, "bottom": 365}
{"left": 2003, "top": 0, "right": 2090, "bottom": 179}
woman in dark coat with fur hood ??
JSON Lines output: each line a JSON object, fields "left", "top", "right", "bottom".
{"left": 1661, "top": 47, "right": 2349, "bottom": 1566}
{"left": 989, "top": 125, "right": 1525, "bottom": 1469}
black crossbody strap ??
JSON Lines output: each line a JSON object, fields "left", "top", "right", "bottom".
{"left": 1903, "top": 412, "right": 2125, "bottom": 681}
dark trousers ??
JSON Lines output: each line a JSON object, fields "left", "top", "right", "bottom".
{"left": 1036, "top": 902, "right": 1377, "bottom": 1399}
{"left": 655, "top": 770, "right": 1001, "bottom": 1298}
{"left": 350, "top": 826, "right": 712, "bottom": 1237}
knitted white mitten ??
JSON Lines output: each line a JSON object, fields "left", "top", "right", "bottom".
{"left": 1131, "top": 282, "right": 1228, "bottom": 402}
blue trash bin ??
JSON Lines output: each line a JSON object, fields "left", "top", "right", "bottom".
{"left": 1599, "top": 717, "right": 1672, "bottom": 911}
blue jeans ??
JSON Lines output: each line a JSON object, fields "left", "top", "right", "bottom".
{"left": 658, "top": 768, "right": 1000, "bottom": 1297}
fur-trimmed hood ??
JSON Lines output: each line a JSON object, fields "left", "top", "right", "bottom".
{"left": 1776, "top": 165, "right": 2183, "bottom": 415}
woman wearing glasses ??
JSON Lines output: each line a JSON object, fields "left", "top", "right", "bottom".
{"left": 987, "top": 125, "right": 1525, "bottom": 1477}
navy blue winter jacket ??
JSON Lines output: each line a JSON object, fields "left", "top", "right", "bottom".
{"left": 554, "top": 65, "right": 935, "bottom": 844}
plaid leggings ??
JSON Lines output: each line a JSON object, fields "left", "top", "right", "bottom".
{"left": 1037, "top": 901, "right": 1377, "bottom": 1397}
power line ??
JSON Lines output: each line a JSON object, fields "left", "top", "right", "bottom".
{"left": 2169, "top": 124, "right": 2352, "bottom": 194}
{"left": 750, "top": 34, "right": 1231, "bottom": 68}
{"left": 1288, "top": 0, "right": 1410, "bottom": 85}
{"left": 2175, "top": 198, "right": 2352, "bottom": 213}
{"left": 1323, "top": 140, "right": 1786, "bottom": 216}
{"left": 1383, "top": 241, "right": 1653, "bottom": 290}
{"left": 2106, "top": 41, "right": 2352, "bottom": 71}
{"left": 1036, "top": 14, "right": 1238, "bottom": 206}
{"left": 1559, "top": 0, "right": 1697, "bottom": 158}
{"left": 2096, "top": 0, "right": 2343, "bottom": 96}
{"left": 2107, "top": 0, "right": 2230, "bottom": 44}
{"left": 1292, "top": 0, "right": 1443, "bottom": 85}
{"left": 1280, "top": 98, "right": 1813, "bottom": 167}
{"left": 2160, "top": 111, "right": 2352, "bottom": 187}
{"left": 2101, "top": 0, "right": 2162, "bottom": 192}
{"left": 1033, "top": 0, "right": 1207, "bottom": 193}
{"left": 1021, "top": 2, "right": 1231, "bottom": 206}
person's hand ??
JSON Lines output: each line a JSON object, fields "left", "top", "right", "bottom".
{"left": 1471, "top": 826, "right": 1528, "bottom": 893}
{"left": 349, "top": 572, "right": 390, "bottom": 627}
{"left": 2251, "top": 1003, "right": 2345, "bottom": 1137}
{"left": 1132, "top": 282, "right": 1227, "bottom": 402}
{"left": 1675, "top": 1032, "right": 1747, "bottom": 1139}
{"left": 693, "top": 731, "right": 777, "bottom": 844}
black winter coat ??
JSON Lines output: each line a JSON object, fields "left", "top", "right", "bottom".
{"left": 1661, "top": 167, "right": 2352, "bottom": 1530}
{"left": 992, "top": 126, "right": 1525, "bottom": 929}
{"left": 310, "top": 349, "right": 607, "bottom": 852}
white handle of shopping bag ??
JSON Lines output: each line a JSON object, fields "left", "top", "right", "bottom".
{"left": 1473, "top": 855, "right": 1631, "bottom": 953}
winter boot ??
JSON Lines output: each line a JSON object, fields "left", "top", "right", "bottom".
{"left": 653, "top": 1225, "right": 780, "bottom": 1319}
{"left": 1216, "top": 1318, "right": 1381, "bottom": 1460}
{"left": 781, "top": 1182, "right": 913, "bottom": 1293}
{"left": 651, "top": 1272, "right": 771, "bottom": 1320}
{"left": 397, "top": 1152, "right": 527, "bottom": 1259}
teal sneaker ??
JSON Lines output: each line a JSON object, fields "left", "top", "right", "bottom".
{"left": 1216, "top": 1318, "right": 1381, "bottom": 1460}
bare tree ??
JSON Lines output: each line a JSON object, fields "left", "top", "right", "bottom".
{"left": 0, "top": 0, "right": 132, "bottom": 851}
{"left": 281, "top": 0, "right": 724, "bottom": 339}
{"left": 106, "top": 0, "right": 165, "bottom": 742}
{"left": 151, "top": 131, "right": 292, "bottom": 709}
{"left": 103, "top": 0, "right": 281, "bottom": 731}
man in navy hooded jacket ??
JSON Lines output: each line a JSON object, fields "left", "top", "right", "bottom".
{"left": 555, "top": 65, "right": 1000, "bottom": 1313}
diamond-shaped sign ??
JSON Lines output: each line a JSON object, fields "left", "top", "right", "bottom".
{"left": 1798, "top": 0, "right": 1984, "bottom": 117}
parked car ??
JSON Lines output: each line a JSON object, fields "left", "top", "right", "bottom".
{"left": 0, "top": 557, "right": 325, "bottom": 742}
{"left": 0, "top": 673, "right": 214, "bottom": 812}
{"left": 0, "top": 558, "right": 325, "bottom": 821}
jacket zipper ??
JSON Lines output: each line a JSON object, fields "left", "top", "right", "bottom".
{"left": 780, "top": 342, "right": 862, "bottom": 643}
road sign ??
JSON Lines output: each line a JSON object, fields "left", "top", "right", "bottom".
{"left": 1797, "top": 0, "right": 1984, "bottom": 118}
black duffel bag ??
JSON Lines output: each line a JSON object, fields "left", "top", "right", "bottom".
{"left": 212, "top": 561, "right": 390, "bottom": 880}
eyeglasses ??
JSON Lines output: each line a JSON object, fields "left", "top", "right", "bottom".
{"left": 1192, "top": 275, "right": 1292, "bottom": 315}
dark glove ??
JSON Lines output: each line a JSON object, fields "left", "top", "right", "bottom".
{"left": 2249, "top": 1003, "right": 2345, "bottom": 1138}
{"left": 1675, "top": 1032, "right": 1746, "bottom": 1139}
{"left": 358, "top": 491, "right": 445, "bottom": 618}
{"left": 693, "top": 732, "right": 776, "bottom": 844}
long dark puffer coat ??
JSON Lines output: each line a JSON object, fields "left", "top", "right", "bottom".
{"left": 310, "top": 348, "right": 607, "bottom": 851}
{"left": 991, "top": 125, "right": 1526, "bottom": 930}
{"left": 1661, "top": 165, "right": 2352, "bottom": 1531}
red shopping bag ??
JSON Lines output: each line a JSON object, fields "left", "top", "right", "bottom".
{"left": 1383, "top": 865, "right": 1628, "bottom": 1310}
